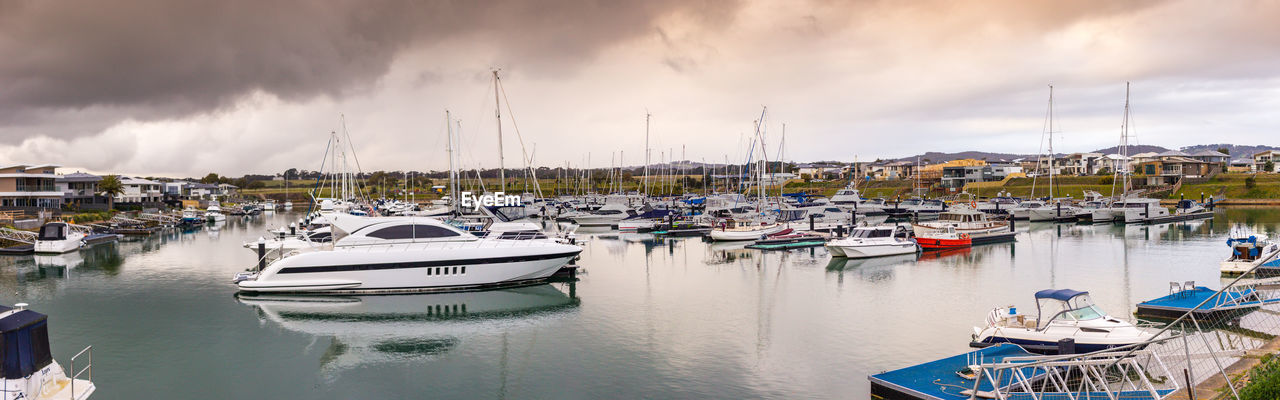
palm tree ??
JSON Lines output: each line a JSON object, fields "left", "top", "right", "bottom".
{"left": 98, "top": 175, "right": 124, "bottom": 211}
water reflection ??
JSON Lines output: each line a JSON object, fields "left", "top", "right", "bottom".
{"left": 825, "top": 253, "right": 915, "bottom": 283}
{"left": 236, "top": 283, "right": 580, "bottom": 371}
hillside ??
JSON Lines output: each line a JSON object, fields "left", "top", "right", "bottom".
{"left": 891, "top": 151, "right": 1029, "bottom": 163}
{"left": 1089, "top": 145, "right": 1170, "bottom": 155}
{"left": 1179, "top": 144, "right": 1279, "bottom": 158}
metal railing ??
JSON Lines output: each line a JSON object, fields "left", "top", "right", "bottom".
{"left": 70, "top": 345, "right": 92, "bottom": 399}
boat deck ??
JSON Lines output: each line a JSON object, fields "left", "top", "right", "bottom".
{"left": 869, "top": 343, "right": 1039, "bottom": 400}
{"left": 1135, "top": 286, "right": 1280, "bottom": 320}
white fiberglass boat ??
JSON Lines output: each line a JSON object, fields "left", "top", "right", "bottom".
{"left": 283, "top": 201, "right": 294, "bottom": 210}
{"left": 1221, "top": 228, "right": 1280, "bottom": 275}
{"left": 1109, "top": 198, "right": 1169, "bottom": 224}
{"left": 825, "top": 226, "right": 917, "bottom": 258}
{"left": 569, "top": 204, "right": 633, "bottom": 227}
{"left": 911, "top": 205, "right": 1008, "bottom": 236}
{"left": 0, "top": 303, "right": 95, "bottom": 400}
{"left": 1027, "top": 200, "right": 1079, "bottom": 222}
{"left": 34, "top": 222, "right": 85, "bottom": 254}
{"left": 971, "top": 289, "right": 1156, "bottom": 354}
{"left": 206, "top": 203, "right": 227, "bottom": 222}
{"left": 830, "top": 188, "right": 885, "bottom": 213}
{"left": 707, "top": 219, "right": 785, "bottom": 241}
{"left": 1009, "top": 200, "right": 1046, "bottom": 220}
{"left": 235, "top": 215, "right": 581, "bottom": 293}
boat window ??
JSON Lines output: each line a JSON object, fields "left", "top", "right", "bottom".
{"left": 367, "top": 224, "right": 461, "bottom": 240}
{"left": 427, "top": 268, "right": 433, "bottom": 276}
{"left": 1065, "top": 305, "right": 1104, "bottom": 321}
{"left": 461, "top": 267, "right": 466, "bottom": 274}
{"left": 452, "top": 267, "right": 458, "bottom": 275}
{"left": 307, "top": 231, "right": 333, "bottom": 242}
{"left": 37, "top": 224, "right": 65, "bottom": 241}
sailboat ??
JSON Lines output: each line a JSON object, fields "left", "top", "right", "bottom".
{"left": 709, "top": 108, "right": 785, "bottom": 241}
{"left": 1026, "top": 85, "right": 1081, "bottom": 222}
{"left": 1098, "top": 83, "right": 1170, "bottom": 224}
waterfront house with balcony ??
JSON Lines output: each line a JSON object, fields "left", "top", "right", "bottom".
{"left": 0, "top": 164, "right": 64, "bottom": 209}
{"left": 1255, "top": 150, "right": 1278, "bottom": 172}
{"left": 56, "top": 172, "right": 109, "bottom": 209}
{"left": 1136, "top": 157, "right": 1213, "bottom": 185}
{"left": 117, "top": 177, "right": 163, "bottom": 204}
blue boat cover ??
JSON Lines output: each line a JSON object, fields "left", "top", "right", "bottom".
{"left": 0, "top": 308, "right": 54, "bottom": 379}
{"left": 1035, "top": 289, "right": 1088, "bottom": 301}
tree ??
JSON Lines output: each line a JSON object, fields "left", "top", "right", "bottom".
{"left": 1217, "top": 147, "right": 1230, "bottom": 155}
{"left": 1267, "top": 161, "right": 1276, "bottom": 173}
{"left": 200, "top": 173, "right": 221, "bottom": 184}
{"left": 284, "top": 168, "right": 298, "bottom": 180}
{"left": 98, "top": 175, "right": 124, "bottom": 211}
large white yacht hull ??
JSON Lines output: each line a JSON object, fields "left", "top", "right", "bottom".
{"left": 238, "top": 242, "right": 581, "bottom": 293}
{"left": 570, "top": 215, "right": 626, "bottom": 227}
{"left": 1028, "top": 207, "right": 1078, "bottom": 222}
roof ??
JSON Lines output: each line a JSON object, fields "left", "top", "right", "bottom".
{"left": 1130, "top": 152, "right": 1158, "bottom": 158}
{"left": 1191, "top": 150, "right": 1229, "bottom": 157}
{"left": 57, "top": 172, "right": 102, "bottom": 182}
{"left": 1255, "top": 150, "right": 1280, "bottom": 157}
{"left": 1034, "top": 288, "right": 1087, "bottom": 301}
{"left": 1157, "top": 150, "right": 1190, "bottom": 157}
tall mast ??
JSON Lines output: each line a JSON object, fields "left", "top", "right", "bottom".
{"left": 446, "top": 110, "right": 456, "bottom": 211}
{"left": 493, "top": 69, "right": 505, "bottom": 193}
{"left": 1048, "top": 84, "right": 1055, "bottom": 199}
{"left": 644, "top": 112, "right": 651, "bottom": 197}
{"left": 1121, "top": 82, "right": 1131, "bottom": 198}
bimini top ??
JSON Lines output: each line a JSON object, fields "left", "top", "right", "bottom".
{"left": 1034, "top": 289, "right": 1088, "bottom": 301}
{"left": 0, "top": 305, "right": 55, "bottom": 379}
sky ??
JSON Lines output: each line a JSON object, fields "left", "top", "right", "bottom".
{"left": 1, "top": 0, "right": 1279, "bottom": 177}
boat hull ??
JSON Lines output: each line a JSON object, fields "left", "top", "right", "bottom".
{"left": 825, "top": 242, "right": 916, "bottom": 259}
{"left": 708, "top": 225, "right": 785, "bottom": 241}
{"left": 239, "top": 244, "right": 582, "bottom": 294}
{"left": 916, "top": 237, "right": 971, "bottom": 249}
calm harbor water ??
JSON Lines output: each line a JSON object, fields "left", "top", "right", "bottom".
{"left": 3, "top": 208, "right": 1280, "bottom": 399}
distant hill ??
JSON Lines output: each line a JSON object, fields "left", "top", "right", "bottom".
{"left": 1179, "top": 144, "right": 1279, "bottom": 158}
{"left": 1089, "top": 145, "right": 1171, "bottom": 155}
{"left": 891, "top": 151, "right": 1029, "bottom": 163}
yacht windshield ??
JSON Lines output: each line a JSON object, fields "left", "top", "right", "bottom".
{"left": 1037, "top": 293, "right": 1105, "bottom": 328}
{"left": 851, "top": 229, "right": 891, "bottom": 238}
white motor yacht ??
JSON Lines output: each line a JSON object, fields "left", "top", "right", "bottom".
{"left": 708, "top": 218, "right": 784, "bottom": 241}
{"left": 1221, "top": 227, "right": 1280, "bottom": 275}
{"left": 912, "top": 204, "right": 1008, "bottom": 237}
{"left": 235, "top": 215, "right": 582, "bottom": 293}
{"left": 1028, "top": 199, "right": 1079, "bottom": 222}
{"left": 34, "top": 222, "right": 85, "bottom": 254}
{"left": 972, "top": 289, "right": 1156, "bottom": 354}
{"left": 1074, "top": 200, "right": 1109, "bottom": 222}
{"left": 569, "top": 203, "right": 634, "bottom": 227}
{"left": 830, "top": 187, "right": 885, "bottom": 213}
{"left": 1009, "top": 200, "right": 1047, "bottom": 220}
{"left": 825, "top": 226, "right": 917, "bottom": 258}
{"left": 0, "top": 303, "right": 95, "bottom": 400}
{"left": 1109, "top": 198, "right": 1169, "bottom": 223}
{"left": 206, "top": 203, "right": 227, "bottom": 222}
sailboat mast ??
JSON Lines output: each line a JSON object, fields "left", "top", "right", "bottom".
{"left": 644, "top": 112, "right": 651, "bottom": 197}
{"left": 1048, "top": 84, "right": 1055, "bottom": 199}
{"left": 446, "top": 110, "right": 457, "bottom": 212}
{"left": 1121, "top": 82, "right": 1131, "bottom": 198}
{"left": 493, "top": 69, "right": 505, "bottom": 193}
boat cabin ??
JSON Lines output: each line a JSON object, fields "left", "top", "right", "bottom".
{"left": 849, "top": 226, "right": 909, "bottom": 239}
{"left": 37, "top": 223, "right": 72, "bottom": 242}
{"left": 937, "top": 209, "right": 986, "bottom": 223}
{"left": 1228, "top": 235, "right": 1268, "bottom": 262}
{"left": 1033, "top": 289, "right": 1105, "bottom": 330}
{"left": 0, "top": 305, "right": 55, "bottom": 380}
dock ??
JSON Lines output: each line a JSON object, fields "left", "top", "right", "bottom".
{"left": 869, "top": 343, "right": 1039, "bottom": 400}
{"left": 1134, "top": 286, "right": 1276, "bottom": 321}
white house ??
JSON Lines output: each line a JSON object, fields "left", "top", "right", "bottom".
{"left": 118, "top": 177, "right": 163, "bottom": 203}
{"left": 1255, "top": 150, "right": 1278, "bottom": 172}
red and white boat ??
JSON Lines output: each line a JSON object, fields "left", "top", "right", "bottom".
{"left": 915, "top": 227, "right": 972, "bottom": 250}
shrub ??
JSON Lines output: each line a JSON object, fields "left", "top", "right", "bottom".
{"left": 1246, "top": 175, "right": 1257, "bottom": 189}
{"left": 1099, "top": 176, "right": 1115, "bottom": 185}
{"left": 1241, "top": 355, "right": 1280, "bottom": 400}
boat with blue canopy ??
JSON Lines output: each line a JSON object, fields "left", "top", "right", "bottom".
{"left": 971, "top": 289, "right": 1156, "bottom": 354}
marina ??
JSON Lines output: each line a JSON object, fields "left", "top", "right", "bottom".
{"left": 1, "top": 205, "right": 1278, "bottom": 398}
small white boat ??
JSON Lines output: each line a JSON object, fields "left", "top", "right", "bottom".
{"left": 1009, "top": 200, "right": 1046, "bottom": 220}
{"left": 34, "top": 222, "right": 85, "bottom": 254}
{"left": 708, "top": 219, "right": 785, "bottom": 241}
{"left": 570, "top": 204, "right": 633, "bottom": 227}
{"left": 1110, "top": 198, "right": 1169, "bottom": 223}
{"left": 972, "top": 289, "right": 1156, "bottom": 354}
{"left": 825, "top": 226, "right": 917, "bottom": 258}
{"left": 1028, "top": 200, "right": 1079, "bottom": 222}
{"left": 0, "top": 303, "right": 96, "bottom": 400}
{"left": 263, "top": 200, "right": 277, "bottom": 213}
{"left": 283, "top": 201, "right": 294, "bottom": 210}
{"left": 206, "top": 203, "right": 227, "bottom": 222}
{"left": 1221, "top": 227, "right": 1280, "bottom": 275}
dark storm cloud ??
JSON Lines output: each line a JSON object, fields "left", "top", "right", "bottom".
{"left": 0, "top": 0, "right": 742, "bottom": 138}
